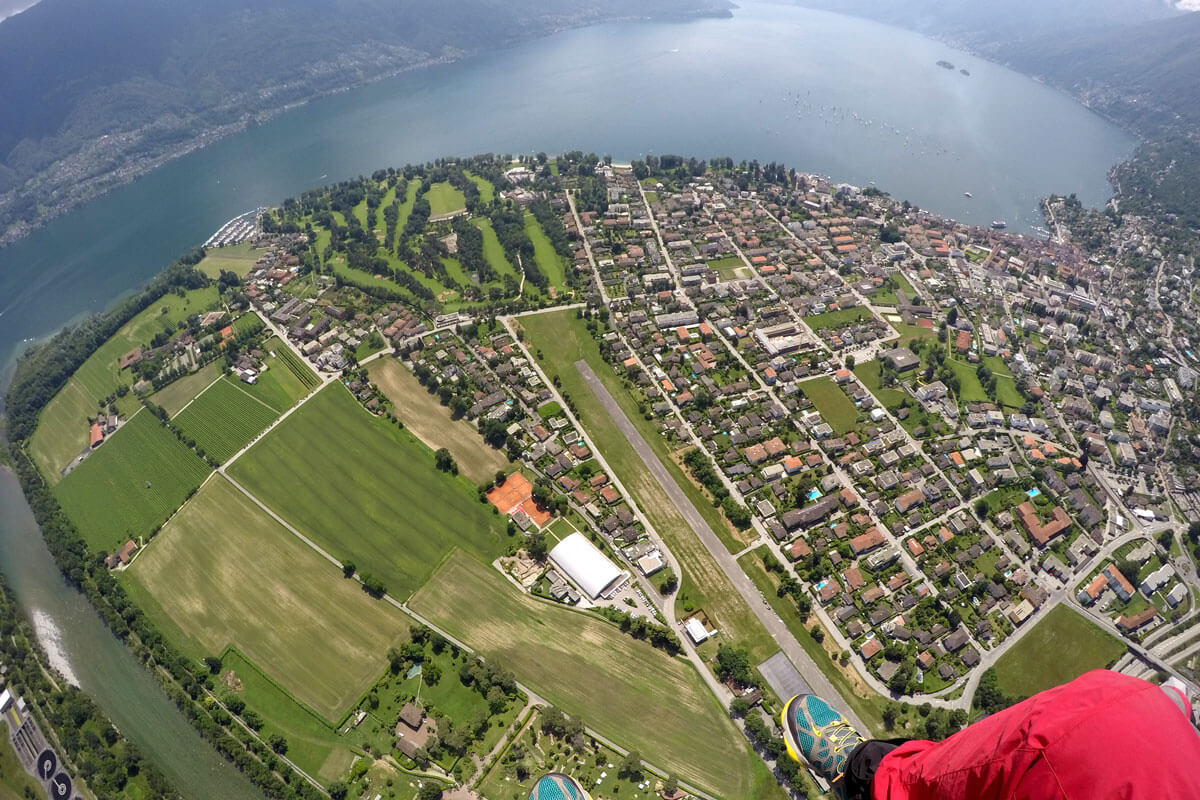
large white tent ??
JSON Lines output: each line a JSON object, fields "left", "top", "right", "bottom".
{"left": 548, "top": 532, "right": 626, "bottom": 599}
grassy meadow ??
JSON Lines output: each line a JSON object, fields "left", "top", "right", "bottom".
{"left": 799, "top": 376, "right": 859, "bottom": 435}
{"left": 228, "top": 384, "right": 508, "bottom": 599}
{"left": 55, "top": 411, "right": 211, "bottom": 552}
{"left": 123, "top": 475, "right": 411, "bottom": 721}
{"left": 991, "top": 604, "right": 1125, "bottom": 699}
{"left": 365, "top": 358, "right": 511, "bottom": 484}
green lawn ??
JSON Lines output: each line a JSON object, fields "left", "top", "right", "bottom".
{"left": 524, "top": 212, "right": 567, "bottom": 290}
{"left": 55, "top": 411, "right": 211, "bottom": 552}
{"left": 799, "top": 377, "right": 859, "bottom": 435}
{"left": 29, "top": 286, "right": 221, "bottom": 481}
{"left": 152, "top": 362, "right": 224, "bottom": 416}
{"left": 410, "top": 552, "right": 768, "bottom": 800}
{"left": 991, "top": 604, "right": 1125, "bottom": 699}
{"left": 395, "top": 181, "right": 419, "bottom": 238}
{"left": 197, "top": 242, "right": 261, "bottom": 279}
{"left": 706, "top": 255, "right": 747, "bottom": 277}
{"left": 173, "top": 376, "right": 281, "bottom": 463}
{"left": 228, "top": 384, "right": 507, "bottom": 599}
{"left": 853, "top": 360, "right": 907, "bottom": 409}
{"left": 215, "top": 649, "right": 356, "bottom": 783}
{"left": 427, "top": 182, "right": 466, "bottom": 216}
{"left": 892, "top": 322, "right": 936, "bottom": 344}
{"left": 465, "top": 171, "right": 496, "bottom": 204}
{"left": 519, "top": 311, "right": 774, "bottom": 661}
{"left": 472, "top": 217, "right": 519, "bottom": 279}
{"left": 123, "top": 474, "right": 411, "bottom": 722}
{"left": 982, "top": 356, "right": 1023, "bottom": 408}
{"left": 947, "top": 359, "right": 989, "bottom": 404}
{"left": 804, "top": 307, "right": 872, "bottom": 332}
{"left": 239, "top": 339, "right": 318, "bottom": 410}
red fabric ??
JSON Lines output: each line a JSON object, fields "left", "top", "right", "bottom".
{"left": 871, "top": 670, "right": 1200, "bottom": 800}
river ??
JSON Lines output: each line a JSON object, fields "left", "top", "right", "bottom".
{"left": 0, "top": 2, "right": 1133, "bottom": 795}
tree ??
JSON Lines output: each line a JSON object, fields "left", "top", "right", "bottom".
{"left": 845, "top": 354, "right": 856, "bottom": 369}
{"left": 418, "top": 782, "right": 444, "bottom": 800}
{"left": 434, "top": 447, "right": 456, "bottom": 473}
{"left": 1115, "top": 557, "right": 1140, "bottom": 585}
{"left": 663, "top": 775, "right": 680, "bottom": 797}
{"left": 267, "top": 733, "right": 288, "bottom": 754}
{"left": 974, "top": 498, "right": 990, "bottom": 519}
{"left": 658, "top": 569, "right": 678, "bottom": 594}
{"left": 341, "top": 560, "right": 356, "bottom": 578}
{"left": 203, "top": 655, "right": 222, "bottom": 674}
{"left": 618, "top": 750, "right": 643, "bottom": 780}
{"left": 527, "top": 531, "right": 549, "bottom": 562}
{"left": 328, "top": 781, "right": 348, "bottom": 800}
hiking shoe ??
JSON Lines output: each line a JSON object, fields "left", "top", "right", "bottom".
{"left": 781, "top": 694, "right": 865, "bottom": 788}
{"left": 528, "top": 772, "right": 592, "bottom": 800}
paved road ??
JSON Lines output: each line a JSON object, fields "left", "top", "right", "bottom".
{"left": 575, "top": 360, "right": 869, "bottom": 734}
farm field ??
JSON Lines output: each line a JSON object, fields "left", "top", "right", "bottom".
{"left": 55, "top": 411, "right": 211, "bottom": 552}
{"left": 799, "top": 376, "right": 859, "bottom": 434}
{"left": 991, "top": 604, "right": 1125, "bottom": 699}
{"left": 151, "top": 362, "right": 223, "bottom": 416}
{"left": 427, "top": 182, "right": 466, "bottom": 217}
{"left": 523, "top": 212, "right": 567, "bottom": 290}
{"left": 237, "top": 344, "right": 316, "bottom": 413}
{"left": 228, "top": 384, "right": 507, "bottom": 599}
{"left": 213, "top": 649, "right": 355, "bottom": 783}
{"left": 410, "top": 553, "right": 765, "bottom": 800}
{"left": 365, "top": 358, "right": 511, "bottom": 484}
{"left": 520, "top": 310, "right": 775, "bottom": 662}
{"left": 123, "top": 475, "right": 410, "bottom": 722}
{"left": 173, "top": 377, "right": 281, "bottom": 463}
{"left": 29, "top": 285, "right": 221, "bottom": 481}
{"left": 804, "top": 306, "right": 872, "bottom": 332}
{"left": 197, "top": 242, "right": 261, "bottom": 279}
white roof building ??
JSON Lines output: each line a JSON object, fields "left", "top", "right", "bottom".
{"left": 549, "top": 533, "right": 627, "bottom": 599}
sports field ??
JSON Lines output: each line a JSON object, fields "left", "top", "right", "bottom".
{"left": 55, "top": 411, "right": 211, "bottom": 552}
{"left": 29, "top": 286, "right": 221, "bottom": 481}
{"left": 151, "top": 362, "right": 223, "bottom": 416}
{"left": 123, "top": 475, "right": 411, "bottom": 721}
{"left": 173, "top": 377, "right": 281, "bottom": 463}
{"left": 465, "top": 171, "right": 496, "bottom": 204}
{"left": 799, "top": 376, "right": 859, "bottom": 434}
{"left": 427, "top": 182, "right": 466, "bottom": 216}
{"left": 228, "top": 385, "right": 507, "bottom": 599}
{"left": 410, "top": 552, "right": 761, "bottom": 800}
{"left": 520, "top": 311, "right": 775, "bottom": 661}
{"left": 197, "top": 242, "right": 260, "bottom": 279}
{"left": 366, "top": 358, "right": 511, "bottom": 484}
{"left": 524, "top": 212, "right": 567, "bottom": 290}
{"left": 991, "top": 604, "right": 1125, "bottom": 699}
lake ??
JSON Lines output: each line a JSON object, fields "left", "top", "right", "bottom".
{"left": 0, "top": 2, "right": 1133, "bottom": 794}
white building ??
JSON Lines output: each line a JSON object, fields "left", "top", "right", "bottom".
{"left": 548, "top": 533, "right": 628, "bottom": 600}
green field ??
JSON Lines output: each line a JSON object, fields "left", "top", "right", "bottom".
{"left": 707, "top": 255, "right": 748, "bottom": 277}
{"left": 123, "top": 475, "right": 411, "bottom": 721}
{"left": 991, "top": 604, "right": 1125, "bottom": 699}
{"left": 427, "top": 182, "right": 466, "bottom": 216}
{"left": 228, "top": 385, "right": 507, "bottom": 599}
{"left": 173, "top": 377, "right": 281, "bottom": 463}
{"left": 982, "top": 356, "right": 1023, "bottom": 408}
{"left": 237, "top": 341, "right": 316, "bottom": 412}
{"left": 214, "top": 649, "right": 355, "bottom": 783}
{"left": 519, "top": 311, "right": 774, "bottom": 661}
{"left": 524, "top": 212, "right": 567, "bottom": 290}
{"left": 853, "top": 360, "right": 907, "bottom": 409}
{"left": 29, "top": 285, "right": 221, "bottom": 481}
{"left": 466, "top": 171, "right": 496, "bottom": 204}
{"left": 152, "top": 362, "right": 223, "bottom": 416}
{"left": 947, "top": 359, "right": 988, "bottom": 404}
{"left": 472, "top": 217, "right": 518, "bottom": 279}
{"left": 410, "top": 553, "right": 768, "bottom": 800}
{"left": 55, "top": 411, "right": 211, "bottom": 552}
{"left": 799, "top": 377, "right": 859, "bottom": 434}
{"left": 197, "top": 242, "right": 260, "bottom": 279}
{"left": 804, "top": 307, "right": 872, "bottom": 332}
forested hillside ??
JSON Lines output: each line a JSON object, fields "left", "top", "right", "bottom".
{"left": 0, "top": 0, "right": 730, "bottom": 244}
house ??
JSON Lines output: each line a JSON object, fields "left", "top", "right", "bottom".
{"left": 1116, "top": 608, "right": 1158, "bottom": 634}
{"left": 104, "top": 540, "right": 138, "bottom": 569}
{"left": 895, "top": 488, "right": 926, "bottom": 514}
{"left": 1016, "top": 502, "right": 1072, "bottom": 547}
{"left": 860, "top": 639, "right": 883, "bottom": 660}
{"left": 942, "top": 628, "right": 970, "bottom": 653}
{"left": 850, "top": 527, "right": 886, "bottom": 556}
{"left": 1102, "top": 564, "right": 1135, "bottom": 601}
{"left": 781, "top": 494, "right": 841, "bottom": 530}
